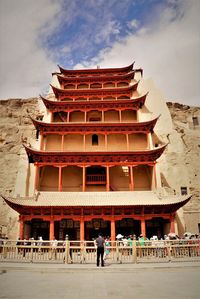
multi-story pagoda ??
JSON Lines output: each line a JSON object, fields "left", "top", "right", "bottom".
{"left": 2, "top": 63, "right": 191, "bottom": 241}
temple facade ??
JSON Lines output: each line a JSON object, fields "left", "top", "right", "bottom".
{"left": 3, "top": 63, "right": 191, "bottom": 241}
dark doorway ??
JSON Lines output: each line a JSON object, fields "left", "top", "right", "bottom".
{"left": 116, "top": 219, "right": 140, "bottom": 238}
{"left": 28, "top": 219, "right": 49, "bottom": 240}
{"left": 85, "top": 219, "right": 110, "bottom": 240}
{"left": 146, "top": 217, "right": 169, "bottom": 239}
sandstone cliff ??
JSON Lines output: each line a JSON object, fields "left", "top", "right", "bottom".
{"left": 0, "top": 98, "right": 40, "bottom": 238}
{"left": 0, "top": 99, "right": 199, "bottom": 238}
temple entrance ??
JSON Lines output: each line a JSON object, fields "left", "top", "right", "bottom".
{"left": 55, "top": 219, "right": 80, "bottom": 240}
{"left": 146, "top": 218, "right": 170, "bottom": 239}
{"left": 25, "top": 219, "right": 49, "bottom": 240}
{"left": 116, "top": 218, "right": 140, "bottom": 238}
{"left": 85, "top": 219, "right": 110, "bottom": 240}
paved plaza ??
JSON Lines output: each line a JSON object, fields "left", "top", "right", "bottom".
{"left": 0, "top": 262, "right": 200, "bottom": 299}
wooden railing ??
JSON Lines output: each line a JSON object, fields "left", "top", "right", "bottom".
{"left": 86, "top": 174, "right": 106, "bottom": 184}
{"left": 0, "top": 239, "right": 199, "bottom": 264}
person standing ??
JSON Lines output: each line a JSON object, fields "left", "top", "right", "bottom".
{"left": 96, "top": 233, "right": 105, "bottom": 267}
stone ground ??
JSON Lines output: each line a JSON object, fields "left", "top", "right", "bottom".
{"left": 0, "top": 262, "right": 199, "bottom": 299}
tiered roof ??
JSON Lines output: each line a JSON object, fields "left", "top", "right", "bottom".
{"left": 41, "top": 93, "right": 147, "bottom": 111}
{"left": 57, "top": 63, "right": 135, "bottom": 76}
{"left": 31, "top": 115, "right": 159, "bottom": 134}
{"left": 2, "top": 192, "right": 192, "bottom": 215}
{"left": 24, "top": 144, "right": 167, "bottom": 165}
{"left": 50, "top": 83, "right": 138, "bottom": 100}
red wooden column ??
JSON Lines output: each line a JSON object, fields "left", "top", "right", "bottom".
{"left": 80, "top": 218, "right": 85, "bottom": 241}
{"left": 84, "top": 111, "right": 87, "bottom": 122}
{"left": 129, "top": 166, "right": 134, "bottom": 191}
{"left": 141, "top": 218, "right": 146, "bottom": 237}
{"left": 170, "top": 214, "right": 175, "bottom": 233}
{"left": 82, "top": 166, "right": 86, "bottom": 192}
{"left": 106, "top": 166, "right": 110, "bottom": 191}
{"left": 151, "top": 164, "right": 157, "bottom": 190}
{"left": 61, "top": 135, "right": 64, "bottom": 151}
{"left": 49, "top": 217, "right": 54, "bottom": 240}
{"left": 40, "top": 134, "right": 44, "bottom": 150}
{"left": 111, "top": 219, "right": 116, "bottom": 242}
{"left": 19, "top": 215, "right": 24, "bottom": 239}
{"left": 102, "top": 111, "right": 104, "bottom": 122}
{"left": 83, "top": 135, "right": 86, "bottom": 151}
{"left": 119, "top": 110, "right": 122, "bottom": 122}
{"left": 58, "top": 166, "right": 63, "bottom": 192}
{"left": 105, "top": 134, "right": 108, "bottom": 150}
{"left": 126, "top": 134, "right": 130, "bottom": 151}
{"left": 34, "top": 165, "right": 40, "bottom": 191}
{"left": 67, "top": 112, "right": 70, "bottom": 122}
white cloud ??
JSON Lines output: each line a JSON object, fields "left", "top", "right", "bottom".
{"left": 95, "top": 20, "right": 121, "bottom": 44}
{"left": 0, "top": 0, "right": 62, "bottom": 99}
{"left": 127, "top": 19, "right": 139, "bottom": 30}
{"left": 77, "top": 0, "right": 200, "bottom": 106}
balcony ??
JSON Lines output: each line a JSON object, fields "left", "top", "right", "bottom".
{"left": 86, "top": 174, "right": 106, "bottom": 185}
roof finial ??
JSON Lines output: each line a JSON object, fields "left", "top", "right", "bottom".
{"left": 97, "top": 65, "right": 100, "bottom": 69}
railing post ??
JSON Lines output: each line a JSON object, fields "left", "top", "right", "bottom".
{"left": 3, "top": 244, "right": 7, "bottom": 259}
{"left": 132, "top": 240, "right": 137, "bottom": 263}
{"left": 64, "top": 240, "right": 69, "bottom": 264}
{"left": 167, "top": 241, "right": 171, "bottom": 262}
{"left": 116, "top": 241, "right": 119, "bottom": 262}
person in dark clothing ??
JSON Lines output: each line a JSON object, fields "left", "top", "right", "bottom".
{"left": 96, "top": 234, "right": 105, "bottom": 267}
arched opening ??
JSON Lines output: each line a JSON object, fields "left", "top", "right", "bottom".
{"left": 104, "top": 110, "right": 119, "bottom": 122}
{"left": 117, "top": 82, "right": 129, "bottom": 87}
{"left": 77, "top": 83, "right": 89, "bottom": 89}
{"left": 53, "top": 111, "right": 68, "bottom": 122}
{"left": 92, "top": 134, "right": 98, "bottom": 145}
{"left": 103, "top": 82, "right": 115, "bottom": 88}
{"left": 64, "top": 84, "right": 75, "bottom": 89}
{"left": 69, "top": 111, "right": 84, "bottom": 122}
{"left": 90, "top": 83, "right": 102, "bottom": 89}
{"left": 118, "top": 95, "right": 130, "bottom": 100}
{"left": 121, "top": 110, "right": 137, "bottom": 122}
{"left": 87, "top": 110, "right": 101, "bottom": 122}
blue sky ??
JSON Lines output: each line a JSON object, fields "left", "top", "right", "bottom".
{"left": 0, "top": 0, "right": 199, "bottom": 105}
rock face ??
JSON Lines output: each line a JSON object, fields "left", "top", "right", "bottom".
{"left": 0, "top": 98, "right": 199, "bottom": 238}
{"left": 0, "top": 98, "right": 40, "bottom": 238}
{"left": 165, "top": 102, "right": 200, "bottom": 234}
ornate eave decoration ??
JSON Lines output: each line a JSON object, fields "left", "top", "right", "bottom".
{"left": 50, "top": 82, "right": 139, "bottom": 100}
{"left": 31, "top": 115, "right": 159, "bottom": 134}
{"left": 40, "top": 93, "right": 147, "bottom": 112}
{"left": 23, "top": 144, "right": 167, "bottom": 165}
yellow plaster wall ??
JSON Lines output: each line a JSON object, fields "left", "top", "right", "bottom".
{"left": 133, "top": 165, "right": 152, "bottom": 190}
{"left": 110, "top": 166, "right": 129, "bottom": 191}
{"left": 104, "top": 110, "right": 119, "bottom": 122}
{"left": 129, "top": 134, "right": 147, "bottom": 150}
{"left": 107, "top": 134, "right": 127, "bottom": 150}
{"left": 64, "top": 135, "right": 83, "bottom": 151}
{"left": 39, "top": 166, "right": 58, "bottom": 191}
{"left": 70, "top": 111, "right": 84, "bottom": 122}
{"left": 45, "top": 135, "right": 62, "bottom": 151}
{"left": 121, "top": 110, "right": 137, "bottom": 122}
{"left": 62, "top": 166, "right": 82, "bottom": 191}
